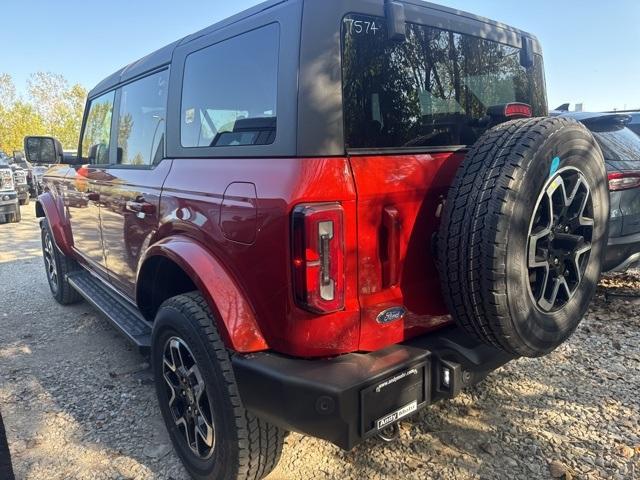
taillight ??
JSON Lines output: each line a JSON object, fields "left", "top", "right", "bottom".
{"left": 486, "top": 103, "right": 532, "bottom": 123}
{"left": 292, "top": 203, "right": 345, "bottom": 313}
{"left": 504, "top": 103, "right": 532, "bottom": 118}
{"left": 608, "top": 171, "right": 640, "bottom": 191}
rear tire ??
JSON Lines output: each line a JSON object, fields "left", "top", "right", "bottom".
{"left": 152, "top": 292, "right": 285, "bottom": 480}
{"left": 437, "top": 117, "right": 609, "bottom": 357}
{"left": 8, "top": 206, "right": 21, "bottom": 223}
{"left": 41, "top": 220, "right": 82, "bottom": 305}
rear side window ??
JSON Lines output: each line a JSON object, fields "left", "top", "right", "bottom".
{"left": 181, "top": 24, "right": 279, "bottom": 148}
{"left": 117, "top": 70, "right": 169, "bottom": 166}
{"left": 342, "top": 15, "right": 547, "bottom": 150}
{"left": 81, "top": 91, "right": 115, "bottom": 164}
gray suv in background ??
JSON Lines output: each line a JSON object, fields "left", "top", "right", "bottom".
{"left": 559, "top": 112, "right": 640, "bottom": 271}
{"left": 0, "top": 156, "right": 21, "bottom": 223}
{"left": 627, "top": 112, "right": 640, "bottom": 136}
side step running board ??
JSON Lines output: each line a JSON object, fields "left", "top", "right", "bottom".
{"left": 67, "top": 271, "right": 152, "bottom": 354}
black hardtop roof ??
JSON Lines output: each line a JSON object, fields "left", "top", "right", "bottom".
{"left": 88, "top": 0, "right": 539, "bottom": 98}
{"left": 401, "top": 0, "right": 537, "bottom": 38}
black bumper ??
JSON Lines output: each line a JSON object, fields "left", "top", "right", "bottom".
{"left": 0, "top": 193, "right": 18, "bottom": 214}
{"left": 604, "top": 232, "right": 640, "bottom": 271}
{"left": 232, "top": 327, "right": 514, "bottom": 450}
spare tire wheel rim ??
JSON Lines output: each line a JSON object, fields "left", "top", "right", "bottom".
{"left": 527, "top": 166, "right": 594, "bottom": 313}
{"left": 162, "top": 337, "right": 216, "bottom": 459}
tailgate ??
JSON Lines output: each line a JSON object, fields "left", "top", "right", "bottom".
{"left": 349, "top": 152, "right": 464, "bottom": 351}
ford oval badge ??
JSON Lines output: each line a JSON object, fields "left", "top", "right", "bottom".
{"left": 376, "top": 307, "right": 406, "bottom": 324}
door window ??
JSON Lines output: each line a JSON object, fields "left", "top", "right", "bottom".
{"left": 81, "top": 91, "right": 115, "bottom": 165}
{"left": 180, "top": 24, "right": 279, "bottom": 148}
{"left": 117, "top": 70, "right": 169, "bottom": 166}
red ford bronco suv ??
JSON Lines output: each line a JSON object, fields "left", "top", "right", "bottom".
{"left": 25, "top": 1, "right": 610, "bottom": 478}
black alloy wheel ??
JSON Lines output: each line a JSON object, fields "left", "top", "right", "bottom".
{"left": 162, "top": 336, "right": 215, "bottom": 460}
{"left": 42, "top": 227, "right": 59, "bottom": 295}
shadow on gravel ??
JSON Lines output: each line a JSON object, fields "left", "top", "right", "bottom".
{"left": 2, "top": 208, "right": 639, "bottom": 479}
{"left": 0, "top": 408, "right": 16, "bottom": 480}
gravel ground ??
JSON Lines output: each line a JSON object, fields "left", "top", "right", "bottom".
{"left": 0, "top": 207, "right": 638, "bottom": 480}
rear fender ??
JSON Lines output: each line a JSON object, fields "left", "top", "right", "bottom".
{"left": 35, "top": 192, "right": 74, "bottom": 256}
{"left": 140, "top": 236, "right": 269, "bottom": 353}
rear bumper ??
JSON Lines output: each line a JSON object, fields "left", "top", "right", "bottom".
{"left": 604, "top": 232, "right": 640, "bottom": 271}
{"left": 0, "top": 193, "right": 18, "bottom": 213}
{"left": 232, "top": 327, "right": 514, "bottom": 450}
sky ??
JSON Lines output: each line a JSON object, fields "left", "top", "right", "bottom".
{"left": 2, "top": 0, "right": 639, "bottom": 112}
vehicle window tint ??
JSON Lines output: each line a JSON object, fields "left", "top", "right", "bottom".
{"left": 342, "top": 15, "right": 547, "bottom": 150}
{"left": 627, "top": 115, "right": 640, "bottom": 136}
{"left": 591, "top": 126, "right": 640, "bottom": 162}
{"left": 181, "top": 24, "right": 279, "bottom": 148}
{"left": 117, "top": 70, "right": 169, "bottom": 166}
{"left": 81, "top": 91, "right": 115, "bottom": 164}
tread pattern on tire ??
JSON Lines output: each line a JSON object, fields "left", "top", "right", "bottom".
{"left": 437, "top": 116, "right": 586, "bottom": 357}
{"left": 42, "top": 220, "right": 82, "bottom": 305}
{"left": 162, "top": 292, "right": 285, "bottom": 480}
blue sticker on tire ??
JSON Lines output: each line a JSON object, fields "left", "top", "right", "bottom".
{"left": 550, "top": 157, "right": 560, "bottom": 177}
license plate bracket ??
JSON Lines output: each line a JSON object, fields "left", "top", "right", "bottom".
{"left": 360, "top": 360, "right": 430, "bottom": 437}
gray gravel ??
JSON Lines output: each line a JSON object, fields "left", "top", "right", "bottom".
{"left": 1, "top": 208, "right": 638, "bottom": 480}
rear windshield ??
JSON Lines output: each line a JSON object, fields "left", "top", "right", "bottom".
{"left": 342, "top": 14, "right": 547, "bottom": 150}
{"left": 591, "top": 126, "right": 640, "bottom": 162}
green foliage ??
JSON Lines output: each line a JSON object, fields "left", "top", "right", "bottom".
{"left": 0, "top": 72, "right": 87, "bottom": 153}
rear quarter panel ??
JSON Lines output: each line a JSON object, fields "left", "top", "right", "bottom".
{"left": 620, "top": 187, "right": 640, "bottom": 236}
{"left": 158, "top": 157, "right": 361, "bottom": 357}
{"left": 605, "top": 161, "right": 640, "bottom": 237}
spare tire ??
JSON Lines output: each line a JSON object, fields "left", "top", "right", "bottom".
{"left": 437, "top": 117, "right": 609, "bottom": 357}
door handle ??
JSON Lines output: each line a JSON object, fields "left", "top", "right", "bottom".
{"left": 381, "top": 206, "right": 400, "bottom": 288}
{"left": 125, "top": 200, "right": 156, "bottom": 215}
{"left": 86, "top": 192, "right": 100, "bottom": 202}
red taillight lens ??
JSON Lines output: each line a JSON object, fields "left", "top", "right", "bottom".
{"left": 608, "top": 171, "right": 640, "bottom": 191}
{"left": 292, "top": 203, "right": 345, "bottom": 313}
{"left": 504, "top": 103, "right": 532, "bottom": 118}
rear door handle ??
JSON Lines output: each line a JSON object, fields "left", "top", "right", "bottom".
{"left": 381, "top": 206, "right": 400, "bottom": 288}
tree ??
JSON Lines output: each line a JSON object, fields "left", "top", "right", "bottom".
{"left": 0, "top": 71, "right": 87, "bottom": 153}
{"left": 0, "top": 74, "right": 16, "bottom": 110}
{"left": 28, "top": 72, "right": 87, "bottom": 150}
{"left": 27, "top": 72, "right": 68, "bottom": 123}
{"left": 0, "top": 101, "right": 46, "bottom": 153}
{"left": 51, "top": 83, "right": 87, "bottom": 149}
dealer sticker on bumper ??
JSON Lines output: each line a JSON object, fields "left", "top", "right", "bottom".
{"left": 376, "top": 400, "right": 418, "bottom": 430}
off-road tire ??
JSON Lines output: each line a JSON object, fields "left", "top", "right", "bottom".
{"left": 152, "top": 292, "right": 285, "bottom": 480}
{"left": 437, "top": 117, "right": 609, "bottom": 357}
{"left": 40, "top": 219, "right": 82, "bottom": 305}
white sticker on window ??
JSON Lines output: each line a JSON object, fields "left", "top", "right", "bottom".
{"left": 185, "top": 108, "right": 195, "bottom": 125}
